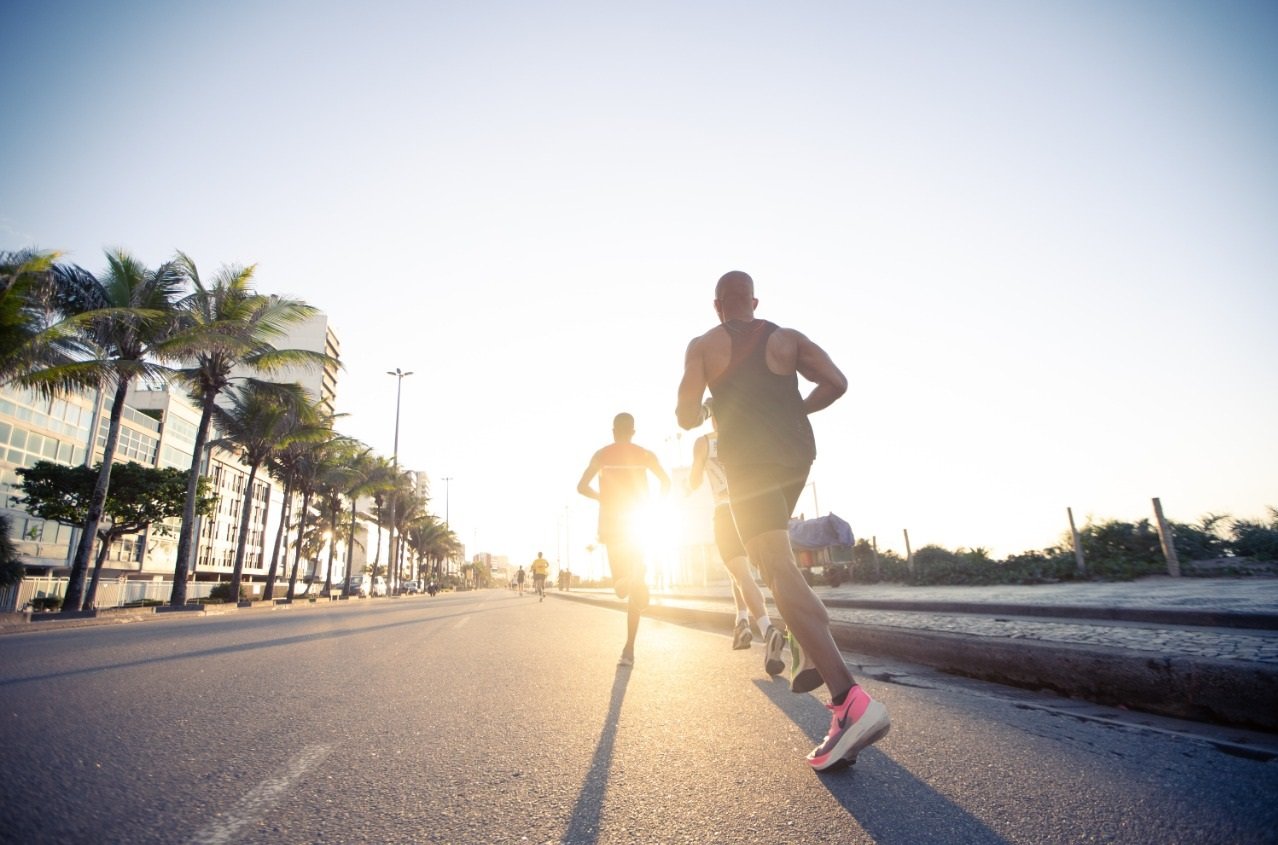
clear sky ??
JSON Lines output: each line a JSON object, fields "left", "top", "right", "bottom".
{"left": 4, "top": 0, "right": 1276, "bottom": 573}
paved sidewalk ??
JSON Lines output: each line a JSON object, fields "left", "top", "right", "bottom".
{"left": 554, "top": 576, "right": 1278, "bottom": 732}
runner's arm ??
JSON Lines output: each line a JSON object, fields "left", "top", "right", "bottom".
{"left": 676, "top": 337, "right": 709, "bottom": 430}
{"left": 647, "top": 450, "right": 672, "bottom": 496}
{"left": 795, "top": 332, "right": 848, "bottom": 414}
{"left": 576, "top": 453, "right": 602, "bottom": 501}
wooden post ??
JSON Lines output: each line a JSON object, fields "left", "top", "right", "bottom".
{"left": 1152, "top": 497, "right": 1181, "bottom": 577}
{"left": 904, "top": 529, "right": 914, "bottom": 578}
{"left": 1067, "top": 507, "right": 1086, "bottom": 576}
{"left": 872, "top": 536, "right": 881, "bottom": 581}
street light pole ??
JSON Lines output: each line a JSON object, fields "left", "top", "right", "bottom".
{"left": 442, "top": 475, "right": 453, "bottom": 580}
{"left": 387, "top": 368, "right": 413, "bottom": 594}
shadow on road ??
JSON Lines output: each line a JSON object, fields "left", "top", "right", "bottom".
{"left": 0, "top": 606, "right": 505, "bottom": 688}
{"left": 752, "top": 678, "right": 1014, "bottom": 845}
{"left": 560, "top": 665, "right": 632, "bottom": 845}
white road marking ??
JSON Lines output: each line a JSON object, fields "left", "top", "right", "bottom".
{"left": 186, "top": 744, "right": 331, "bottom": 845}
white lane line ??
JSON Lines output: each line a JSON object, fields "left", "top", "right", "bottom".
{"left": 186, "top": 744, "right": 331, "bottom": 845}
{"left": 453, "top": 616, "right": 469, "bottom": 629}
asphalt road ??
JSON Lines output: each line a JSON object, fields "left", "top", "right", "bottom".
{"left": 1, "top": 590, "right": 1275, "bottom": 844}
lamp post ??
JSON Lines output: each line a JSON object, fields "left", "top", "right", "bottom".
{"left": 387, "top": 368, "right": 413, "bottom": 594}
{"left": 442, "top": 475, "right": 453, "bottom": 580}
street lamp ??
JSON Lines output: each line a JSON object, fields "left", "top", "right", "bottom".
{"left": 387, "top": 368, "right": 413, "bottom": 594}
{"left": 442, "top": 475, "right": 453, "bottom": 580}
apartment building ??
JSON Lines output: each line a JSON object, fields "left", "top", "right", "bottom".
{"left": 0, "top": 309, "right": 369, "bottom": 595}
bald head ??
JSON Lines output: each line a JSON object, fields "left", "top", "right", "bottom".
{"left": 714, "top": 270, "right": 757, "bottom": 321}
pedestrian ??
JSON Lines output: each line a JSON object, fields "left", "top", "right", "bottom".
{"left": 675, "top": 270, "right": 890, "bottom": 771}
{"left": 688, "top": 399, "right": 821, "bottom": 691}
{"left": 530, "top": 552, "right": 551, "bottom": 601}
{"left": 515, "top": 565, "right": 526, "bottom": 596}
{"left": 577, "top": 412, "right": 671, "bottom": 667}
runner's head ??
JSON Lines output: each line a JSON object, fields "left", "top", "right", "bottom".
{"left": 715, "top": 271, "right": 757, "bottom": 321}
{"left": 613, "top": 412, "right": 635, "bottom": 442}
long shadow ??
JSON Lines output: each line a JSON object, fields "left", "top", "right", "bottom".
{"left": 752, "top": 678, "right": 1015, "bottom": 845}
{"left": 560, "top": 666, "right": 632, "bottom": 845}
{"left": 0, "top": 605, "right": 506, "bottom": 688}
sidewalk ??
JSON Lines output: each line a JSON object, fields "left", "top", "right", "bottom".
{"left": 554, "top": 576, "right": 1278, "bottom": 733}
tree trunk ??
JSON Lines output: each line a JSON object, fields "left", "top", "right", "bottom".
{"left": 263, "top": 477, "right": 293, "bottom": 601}
{"left": 63, "top": 377, "right": 129, "bottom": 613}
{"left": 170, "top": 392, "right": 216, "bottom": 607}
{"left": 322, "top": 495, "right": 340, "bottom": 594}
{"left": 343, "top": 496, "right": 358, "bottom": 597}
{"left": 286, "top": 490, "right": 312, "bottom": 602}
{"left": 82, "top": 531, "right": 115, "bottom": 610}
{"left": 228, "top": 462, "right": 261, "bottom": 602}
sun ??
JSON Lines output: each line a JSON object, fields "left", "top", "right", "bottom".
{"left": 633, "top": 496, "right": 687, "bottom": 589}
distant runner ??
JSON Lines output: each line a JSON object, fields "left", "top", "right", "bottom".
{"left": 515, "top": 565, "right": 526, "bottom": 596}
{"left": 530, "top": 552, "right": 551, "bottom": 601}
{"left": 577, "top": 412, "right": 671, "bottom": 667}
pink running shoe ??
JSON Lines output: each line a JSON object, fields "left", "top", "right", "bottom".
{"left": 807, "top": 686, "right": 890, "bottom": 771}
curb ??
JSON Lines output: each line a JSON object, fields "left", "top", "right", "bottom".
{"left": 552, "top": 592, "right": 1278, "bottom": 733}
{"left": 819, "top": 598, "right": 1278, "bottom": 631}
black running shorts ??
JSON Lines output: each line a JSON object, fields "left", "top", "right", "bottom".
{"left": 724, "top": 463, "right": 811, "bottom": 545}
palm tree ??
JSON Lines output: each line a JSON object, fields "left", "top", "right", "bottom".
{"left": 338, "top": 448, "right": 389, "bottom": 597}
{"left": 10, "top": 251, "right": 185, "bottom": 612}
{"left": 382, "top": 470, "right": 421, "bottom": 593}
{"left": 263, "top": 438, "right": 305, "bottom": 602}
{"left": 314, "top": 438, "right": 362, "bottom": 595}
{"left": 211, "top": 380, "right": 320, "bottom": 602}
{"left": 284, "top": 432, "right": 347, "bottom": 601}
{"left": 161, "top": 252, "right": 331, "bottom": 607}
{"left": 1, "top": 249, "right": 62, "bottom": 382}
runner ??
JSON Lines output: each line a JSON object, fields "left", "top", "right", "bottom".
{"left": 530, "top": 552, "right": 551, "bottom": 601}
{"left": 676, "top": 270, "right": 890, "bottom": 771}
{"left": 688, "top": 399, "right": 820, "bottom": 690}
{"left": 688, "top": 399, "right": 775, "bottom": 658}
{"left": 515, "top": 565, "right": 526, "bottom": 597}
{"left": 577, "top": 412, "right": 671, "bottom": 667}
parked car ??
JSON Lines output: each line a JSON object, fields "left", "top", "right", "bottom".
{"left": 400, "top": 580, "right": 423, "bottom": 595}
{"left": 346, "top": 575, "right": 389, "bottom": 597}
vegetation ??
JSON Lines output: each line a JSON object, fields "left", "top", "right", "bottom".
{"left": 16, "top": 461, "right": 215, "bottom": 607}
{"left": 208, "top": 582, "right": 249, "bottom": 602}
{"left": 0, "top": 514, "right": 23, "bottom": 587}
{"left": 837, "top": 509, "right": 1278, "bottom": 586}
{"left": 3, "top": 240, "right": 465, "bottom": 610}
{"left": 162, "top": 252, "right": 330, "bottom": 607}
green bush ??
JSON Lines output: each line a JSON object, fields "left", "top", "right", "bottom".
{"left": 1230, "top": 508, "right": 1278, "bottom": 562}
{"left": 1171, "top": 514, "right": 1231, "bottom": 561}
{"left": 1001, "top": 548, "right": 1078, "bottom": 583}
{"left": 122, "top": 598, "right": 162, "bottom": 608}
{"left": 846, "top": 541, "right": 909, "bottom": 583}
{"left": 208, "top": 582, "right": 249, "bottom": 602}
{"left": 910, "top": 545, "right": 988, "bottom": 585}
{"left": 30, "top": 595, "right": 63, "bottom": 611}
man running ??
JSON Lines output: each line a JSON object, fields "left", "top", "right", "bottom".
{"left": 676, "top": 270, "right": 890, "bottom": 771}
{"left": 515, "top": 565, "right": 526, "bottom": 596}
{"left": 530, "top": 552, "right": 551, "bottom": 601}
{"left": 577, "top": 412, "right": 671, "bottom": 667}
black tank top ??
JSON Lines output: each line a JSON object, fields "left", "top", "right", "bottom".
{"left": 708, "top": 319, "right": 816, "bottom": 468}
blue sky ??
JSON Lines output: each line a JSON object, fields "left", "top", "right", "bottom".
{"left": 4, "top": 0, "right": 1276, "bottom": 569}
